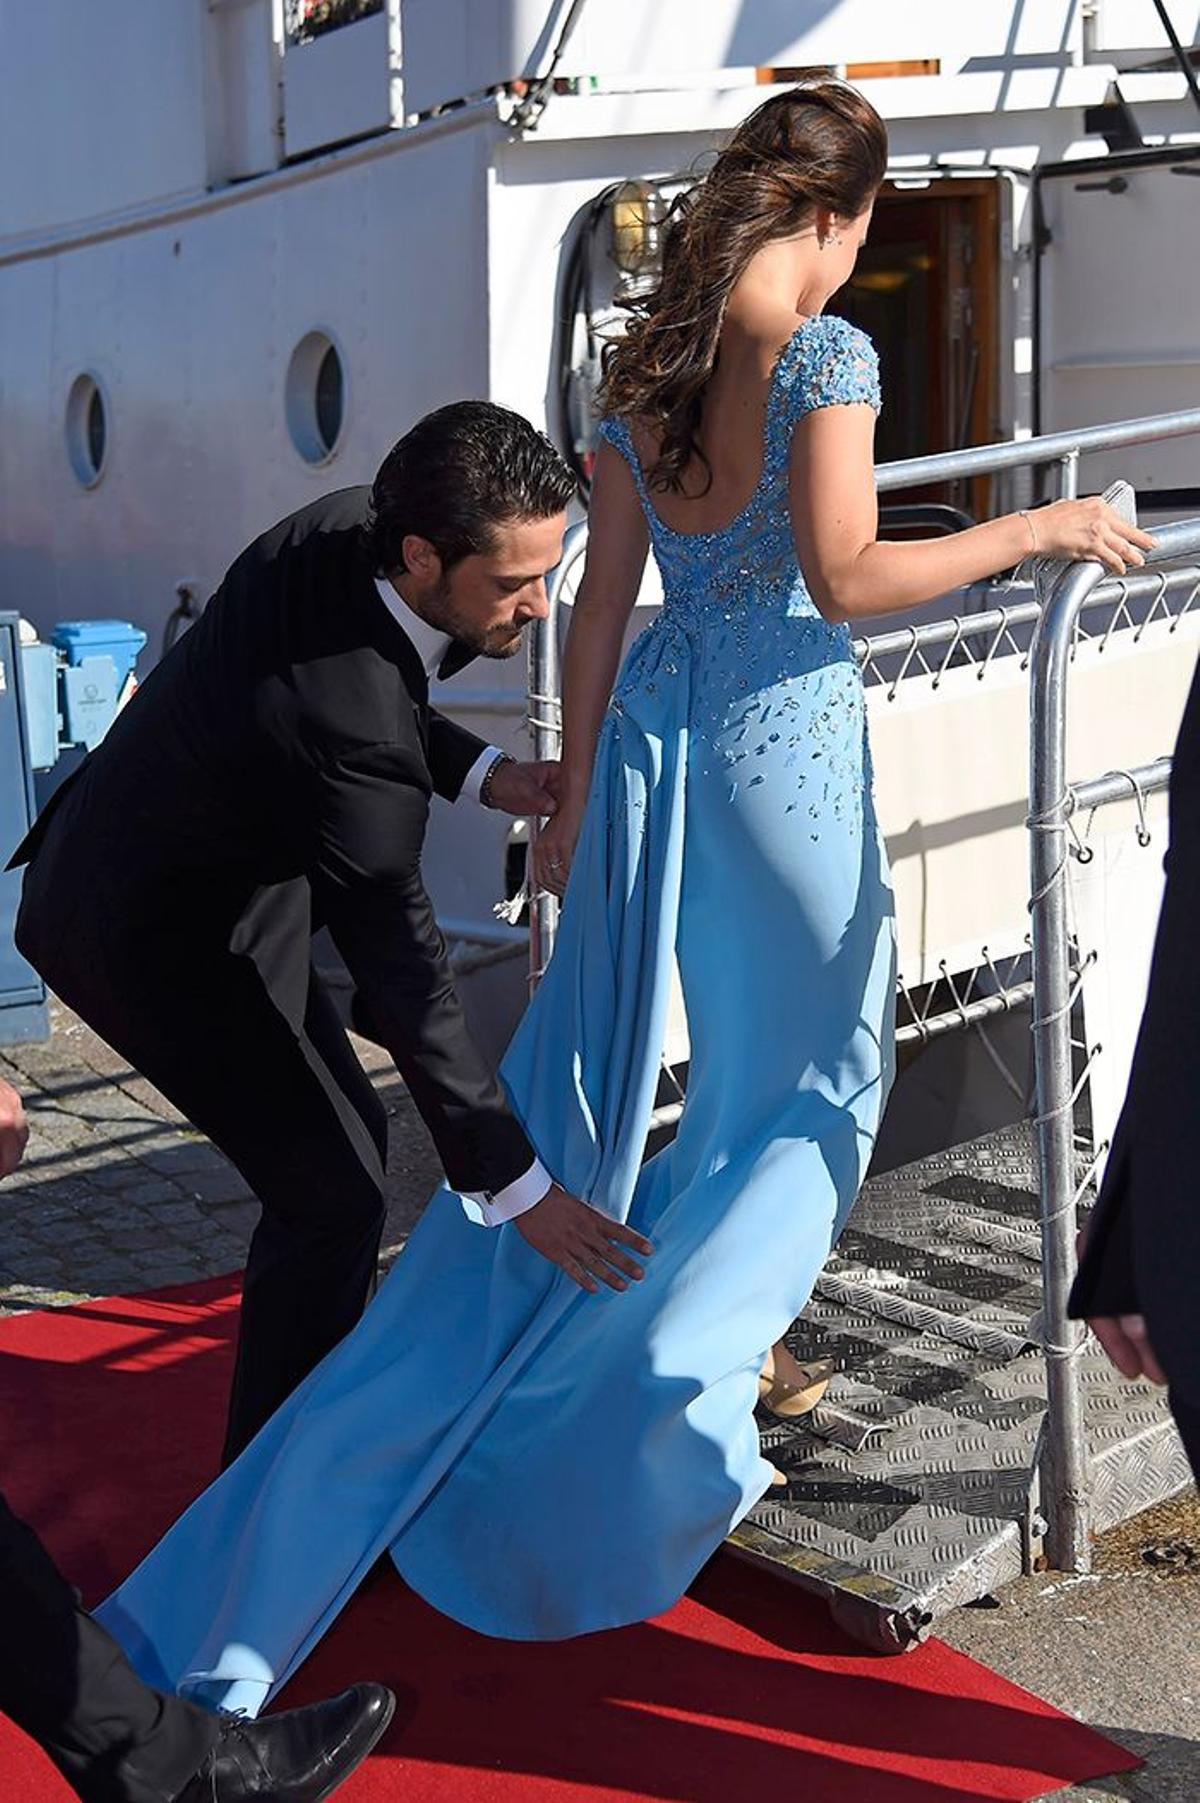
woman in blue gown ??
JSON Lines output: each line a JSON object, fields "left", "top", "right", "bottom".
{"left": 97, "top": 80, "right": 1149, "bottom": 1716}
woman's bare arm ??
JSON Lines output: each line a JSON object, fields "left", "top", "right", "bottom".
{"left": 558, "top": 443, "right": 650, "bottom": 810}
{"left": 532, "top": 443, "right": 649, "bottom": 896}
{"left": 789, "top": 403, "right": 1154, "bottom": 624}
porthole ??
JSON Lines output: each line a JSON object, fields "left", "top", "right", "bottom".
{"left": 285, "top": 331, "right": 346, "bottom": 464}
{"left": 65, "top": 374, "right": 108, "bottom": 487}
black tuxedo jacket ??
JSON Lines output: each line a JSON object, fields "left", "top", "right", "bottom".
{"left": 11, "top": 487, "right": 535, "bottom": 1198}
{"left": 1069, "top": 653, "right": 1200, "bottom": 1406}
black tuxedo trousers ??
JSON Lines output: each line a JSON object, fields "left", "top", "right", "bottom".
{"left": 18, "top": 872, "right": 391, "bottom": 1466}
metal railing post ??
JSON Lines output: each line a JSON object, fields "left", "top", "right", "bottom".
{"left": 1028, "top": 557, "right": 1106, "bottom": 1571}
{"left": 526, "top": 521, "right": 587, "bottom": 991}
{"left": 1029, "top": 514, "right": 1200, "bottom": 1569}
{"left": 1056, "top": 450, "right": 1080, "bottom": 500}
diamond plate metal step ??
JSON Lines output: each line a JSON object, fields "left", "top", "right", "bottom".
{"left": 730, "top": 1122, "right": 1191, "bottom": 1652}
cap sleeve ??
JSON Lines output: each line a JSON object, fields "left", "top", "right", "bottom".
{"left": 597, "top": 414, "right": 652, "bottom": 510}
{"left": 773, "top": 315, "right": 882, "bottom": 425}
{"left": 597, "top": 414, "right": 633, "bottom": 459}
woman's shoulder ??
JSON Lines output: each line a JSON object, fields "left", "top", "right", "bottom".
{"left": 597, "top": 412, "right": 643, "bottom": 457}
{"left": 775, "top": 313, "right": 880, "bottom": 416}
{"left": 779, "top": 312, "right": 876, "bottom": 372}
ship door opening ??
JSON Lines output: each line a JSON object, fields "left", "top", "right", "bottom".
{"left": 833, "top": 176, "right": 1002, "bottom": 534}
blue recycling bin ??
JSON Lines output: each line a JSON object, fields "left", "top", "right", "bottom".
{"left": 52, "top": 619, "right": 147, "bottom": 686}
{"left": 52, "top": 619, "right": 148, "bottom": 751}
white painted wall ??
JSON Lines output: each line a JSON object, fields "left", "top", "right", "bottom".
{"left": 4, "top": 1, "right": 1196, "bottom": 244}
{"left": 1040, "top": 155, "right": 1200, "bottom": 495}
{"left": 0, "top": 0, "right": 213, "bottom": 238}
{"left": 400, "top": 0, "right": 1090, "bottom": 116}
{"left": 0, "top": 119, "right": 496, "bottom": 648}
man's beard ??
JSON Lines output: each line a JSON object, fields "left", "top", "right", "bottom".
{"left": 424, "top": 576, "right": 525, "bottom": 660}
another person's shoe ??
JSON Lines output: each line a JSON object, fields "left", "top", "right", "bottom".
{"left": 174, "top": 1682, "right": 399, "bottom": 1802}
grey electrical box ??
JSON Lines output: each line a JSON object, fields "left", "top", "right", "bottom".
{"left": 0, "top": 611, "right": 48, "bottom": 1042}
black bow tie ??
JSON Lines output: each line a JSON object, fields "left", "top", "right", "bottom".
{"left": 437, "top": 640, "right": 478, "bottom": 681}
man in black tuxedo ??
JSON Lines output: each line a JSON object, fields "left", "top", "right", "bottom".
{"left": 0, "top": 1074, "right": 398, "bottom": 1803}
{"left": 12, "top": 401, "right": 649, "bottom": 1467}
{"left": 1070, "top": 654, "right": 1200, "bottom": 1480}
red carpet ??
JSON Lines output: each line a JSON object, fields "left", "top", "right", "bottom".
{"left": 0, "top": 1275, "right": 1139, "bottom": 1802}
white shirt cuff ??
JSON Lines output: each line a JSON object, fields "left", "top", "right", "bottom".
{"left": 461, "top": 745, "right": 505, "bottom": 804}
{"left": 461, "top": 1158, "right": 553, "bottom": 1226}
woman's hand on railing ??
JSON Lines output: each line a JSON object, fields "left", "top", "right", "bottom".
{"left": 532, "top": 801, "right": 585, "bottom": 899}
{"left": 1026, "top": 497, "right": 1156, "bottom": 574}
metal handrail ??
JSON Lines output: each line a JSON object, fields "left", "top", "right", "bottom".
{"left": 875, "top": 408, "right": 1200, "bottom": 495}
{"left": 1029, "top": 516, "right": 1200, "bottom": 1571}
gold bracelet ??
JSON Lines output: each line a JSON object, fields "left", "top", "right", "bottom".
{"left": 1018, "top": 508, "right": 1039, "bottom": 554}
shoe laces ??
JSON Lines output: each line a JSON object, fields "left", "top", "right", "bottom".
{"left": 196, "top": 1706, "right": 271, "bottom": 1800}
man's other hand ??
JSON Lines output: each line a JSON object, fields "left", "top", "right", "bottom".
{"left": 0, "top": 1078, "right": 28, "bottom": 1178}
{"left": 515, "top": 1184, "right": 654, "bottom": 1292}
{"left": 486, "top": 759, "right": 561, "bottom": 819}
{"left": 1076, "top": 1216, "right": 1168, "bottom": 1385}
{"left": 1088, "top": 1312, "right": 1169, "bottom": 1386}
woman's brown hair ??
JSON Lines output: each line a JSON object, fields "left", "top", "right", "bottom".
{"left": 600, "top": 77, "right": 887, "bottom": 494}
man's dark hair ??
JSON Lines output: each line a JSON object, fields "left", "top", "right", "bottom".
{"left": 364, "top": 401, "right": 576, "bottom": 575}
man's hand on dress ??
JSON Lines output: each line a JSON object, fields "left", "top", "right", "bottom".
{"left": 0, "top": 1078, "right": 29, "bottom": 1179}
{"left": 515, "top": 1184, "right": 654, "bottom": 1293}
{"left": 485, "top": 759, "right": 561, "bottom": 818}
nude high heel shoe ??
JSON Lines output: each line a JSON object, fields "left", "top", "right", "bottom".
{"left": 760, "top": 1345, "right": 835, "bottom": 1491}
{"left": 758, "top": 1347, "right": 835, "bottom": 1419}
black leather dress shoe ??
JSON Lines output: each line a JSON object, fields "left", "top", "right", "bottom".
{"left": 174, "top": 1682, "right": 398, "bottom": 1802}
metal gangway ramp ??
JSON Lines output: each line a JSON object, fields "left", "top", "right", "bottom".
{"left": 525, "top": 420, "right": 1200, "bottom": 1651}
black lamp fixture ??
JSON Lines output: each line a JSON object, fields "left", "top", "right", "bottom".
{"left": 1083, "top": 83, "right": 1144, "bottom": 153}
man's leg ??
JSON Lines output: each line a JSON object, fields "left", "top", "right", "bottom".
{"left": 214, "top": 971, "right": 391, "bottom": 1463}
{"left": 43, "top": 936, "right": 390, "bottom": 1467}
{"left": 0, "top": 1491, "right": 217, "bottom": 1803}
{"left": 1170, "top": 1390, "right": 1200, "bottom": 1485}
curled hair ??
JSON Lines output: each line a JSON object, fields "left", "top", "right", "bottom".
{"left": 364, "top": 400, "right": 575, "bottom": 574}
{"left": 600, "top": 77, "right": 887, "bottom": 494}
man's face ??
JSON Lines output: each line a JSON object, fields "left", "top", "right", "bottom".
{"left": 403, "top": 514, "right": 567, "bottom": 659}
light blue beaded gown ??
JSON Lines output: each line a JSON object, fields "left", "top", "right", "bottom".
{"left": 98, "top": 313, "right": 896, "bottom": 1715}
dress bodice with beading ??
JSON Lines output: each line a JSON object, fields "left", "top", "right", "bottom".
{"left": 598, "top": 313, "right": 882, "bottom": 815}
{"left": 598, "top": 311, "right": 880, "bottom": 644}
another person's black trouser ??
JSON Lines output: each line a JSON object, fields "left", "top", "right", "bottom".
{"left": 1171, "top": 1390, "right": 1200, "bottom": 1485}
{"left": 0, "top": 1491, "right": 217, "bottom": 1803}
{"left": 20, "top": 877, "right": 390, "bottom": 1468}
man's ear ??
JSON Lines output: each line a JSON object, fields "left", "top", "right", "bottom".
{"left": 400, "top": 534, "right": 443, "bottom": 582}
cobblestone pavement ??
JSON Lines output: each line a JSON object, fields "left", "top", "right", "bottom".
{"left": 1, "top": 1002, "right": 1196, "bottom": 1801}
{"left": 0, "top": 997, "right": 443, "bottom": 1316}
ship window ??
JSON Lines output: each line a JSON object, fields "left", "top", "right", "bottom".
{"left": 286, "top": 331, "right": 346, "bottom": 464}
{"left": 65, "top": 374, "right": 108, "bottom": 487}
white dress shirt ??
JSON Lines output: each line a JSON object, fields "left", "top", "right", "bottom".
{"left": 375, "top": 577, "right": 553, "bottom": 1226}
